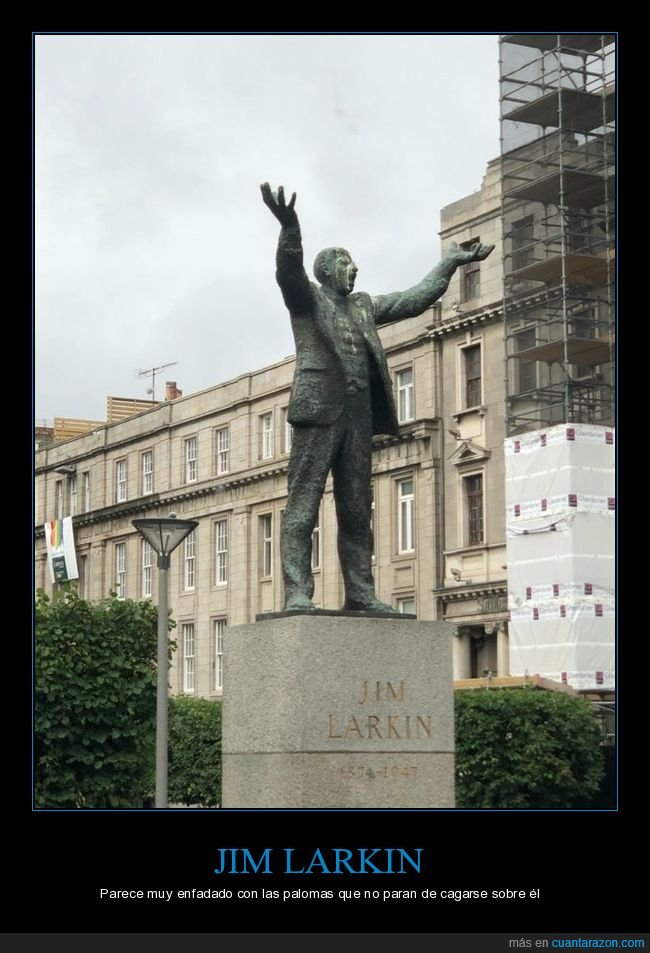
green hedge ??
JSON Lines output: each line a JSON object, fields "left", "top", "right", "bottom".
{"left": 455, "top": 688, "right": 605, "bottom": 809}
{"left": 35, "top": 586, "right": 171, "bottom": 809}
{"left": 167, "top": 696, "right": 222, "bottom": 807}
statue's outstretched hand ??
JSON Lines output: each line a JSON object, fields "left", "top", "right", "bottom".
{"left": 261, "top": 183, "right": 298, "bottom": 226}
{"left": 448, "top": 240, "right": 495, "bottom": 263}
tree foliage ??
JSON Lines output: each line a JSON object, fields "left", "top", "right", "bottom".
{"left": 455, "top": 688, "right": 604, "bottom": 809}
{"left": 35, "top": 586, "right": 168, "bottom": 809}
{"left": 167, "top": 696, "right": 222, "bottom": 807}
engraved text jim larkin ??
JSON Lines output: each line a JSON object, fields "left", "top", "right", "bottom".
{"left": 328, "top": 680, "right": 433, "bottom": 741}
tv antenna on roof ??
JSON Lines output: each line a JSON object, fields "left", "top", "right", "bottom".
{"left": 136, "top": 362, "right": 178, "bottom": 402}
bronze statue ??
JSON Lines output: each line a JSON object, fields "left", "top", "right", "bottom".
{"left": 261, "top": 183, "right": 494, "bottom": 614}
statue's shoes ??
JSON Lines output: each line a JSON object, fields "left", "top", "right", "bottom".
{"left": 283, "top": 596, "right": 316, "bottom": 612}
{"left": 342, "top": 598, "right": 402, "bottom": 615}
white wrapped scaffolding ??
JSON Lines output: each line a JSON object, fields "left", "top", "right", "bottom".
{"left": 505, "top": 424, "right": 615, "bottom": 690}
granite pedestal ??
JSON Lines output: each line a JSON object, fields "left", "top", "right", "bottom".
{"left": 222, "top": 614, "right": 454, "bottom": 808}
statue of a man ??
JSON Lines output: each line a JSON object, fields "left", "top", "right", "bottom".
{"left": 261, "top": 183, "right": 494, "bottom": 614}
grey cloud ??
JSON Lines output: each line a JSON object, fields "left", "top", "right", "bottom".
{"left": 35, "top": 33, "right": 499, "bottom": 421}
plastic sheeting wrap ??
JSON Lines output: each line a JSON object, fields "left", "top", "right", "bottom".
{"left": 505, "top": 424, "right": 615, "bottom": 690}
{"left": 507, "top": 513, "right": 613, "bottom": 592}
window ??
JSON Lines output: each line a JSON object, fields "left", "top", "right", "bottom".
{"left": 570, "top": 308, "right": 597, "bottom": 379}
{"left": 396, "top": 367, "right": 414, "bottom": 423}
{"left": 184, "top": 531, "right": 196, "bottom": 590}
{"left": 260, "top": 514, "right": 273, "bottom": 577}
{"left": 260, "top": 412, "right": 273, "bottom": 460}
{"left": 519, "top": 362, "right": 537, "bottom": 393}
{"left": 512, "top": 215, "right": 535, "bottom": 271}
{"left": 516, "top": 327, "right": 538, "bottom": 393}
{"left": 215, "top": 518, "right": 228, "bottom": 585}
{"left": 216, "top": 427, "right": 229, "bottom": 475}
{"left": 460, "top": 238, "right": 480, "bottom": 302}
{"left": 83, "top": 472, "right": 90, "bottom": 513}
{"left": 69, "top": 474, "right": 78, "bottom": 516}
{"left": 281, "top": 408, "right": 293, "bottom": 454}
{"left": 182, "top": 623, "right": 195, "bottom": 694}
{"left": 465, "top": 474, "right": 484, "bottom": 545}
{"left": 567, "top": 208, "right": 593, "bottom": 254}
{"left": 213, "top": 618, "right": 226, "bottom": 691}
{"left": 116, "top": 459, "right": 127, "bottom": 502}
{"left": 311, "top": 517, "right": 320, "bottom": 571}
{"left": 569, "top": 309, "right": 596, "bottom": 340}
{"left": 370, "top": 485, "right": 376, "bottom": 560}
{"left": 142, "top": 540, "right": 153, "bottom": 598}
{"left": 115, "top": 542, "right": 126, "bottom": 599}
{"left": 397, "top": 596, "right": 416, "bottom": 615}
{"left": 141, "top": 451, "right": 153, "bottom": 495}
{"left": 185, "top": 437, "right": 197, "bottom": 483}
{"left": 55, "top": 480, "right": 64, "bottom": 520}
{"left": 464, "top": 345, "right": 482, "bottom": 408}
{"left": 397, "top": 478, "right": 415, "bottom": 554}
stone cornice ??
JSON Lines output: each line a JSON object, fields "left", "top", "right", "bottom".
{"left": 33, "top": 462, "right": 292, "bottom": 538}
{"left": 372, "top": 418, "right": 439, "bottom": 449}
{"left": 433, "top": 582, "right": 507, "bottom": 603}
{"left": 428, "top": 303, "right": 502, "bottom": 338}
{"left": 438, "top": 204, "right": 501, "bottom": 238}
{"left": 449, "top": 439, "right": 492, "bottom": 468}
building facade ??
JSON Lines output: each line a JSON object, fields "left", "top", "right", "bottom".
{"left": 434, "top": 158, "right": 509, "bottom": 678}
{"left": 35, "top": 161, "right": 511, "bottom": 697}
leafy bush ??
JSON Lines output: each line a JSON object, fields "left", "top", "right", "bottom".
{"left": 35, "top": 586, "right": 172, "bottom": 809}
{"left": 167, "top": 695, "right": 222, "bottom": 807}
{"left": 455, "top": 688, "right": 604, "bottom": 809}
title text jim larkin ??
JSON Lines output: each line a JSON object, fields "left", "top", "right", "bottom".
{"left": 214, "top": 848, "right": 423, "bottom": 876}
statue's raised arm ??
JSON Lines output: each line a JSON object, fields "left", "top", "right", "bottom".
{"left": 372, "top": 239, "right": 495, "bottom": 326}
{"left": 260, "top": 182, "right": 311, "bottom": 312}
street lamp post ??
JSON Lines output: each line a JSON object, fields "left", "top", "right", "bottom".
{"left": 132, "top": 514, "right": 198, "bottom": 808}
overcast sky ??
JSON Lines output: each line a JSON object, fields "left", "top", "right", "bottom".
{"left": 35, "top": 33, "right": 500, "bottom": 424}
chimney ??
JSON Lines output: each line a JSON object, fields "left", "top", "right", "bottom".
{"left": 165, "top": 381, "right": 183, "bottom": 401}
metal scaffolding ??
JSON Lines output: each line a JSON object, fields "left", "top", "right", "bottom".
{"left": 499, "top": 34, "right": 615, "bottom": 435}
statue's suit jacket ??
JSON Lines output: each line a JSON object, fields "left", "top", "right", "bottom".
{"left": 287, "top": 285, "right": 400, "bottom": 437}
{"left": 277, "top": 224, "right": 400, "bottom": 437}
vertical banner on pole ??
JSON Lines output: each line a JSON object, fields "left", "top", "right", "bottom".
{"left": 44, "top": 516, "right": 79, "bottom": 583}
